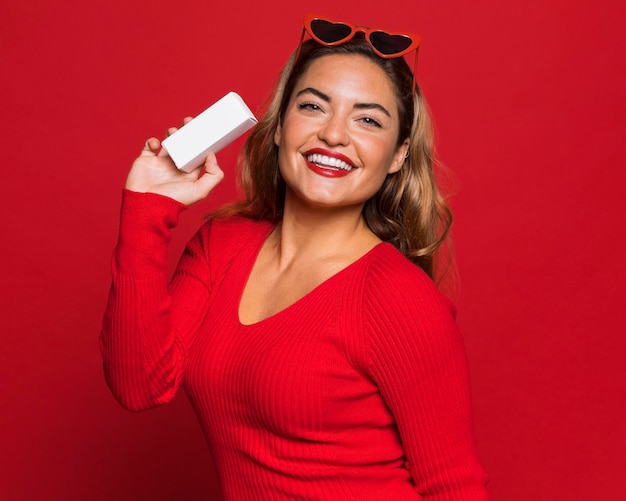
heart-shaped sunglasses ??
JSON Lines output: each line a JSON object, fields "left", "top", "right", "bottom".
{"left": 298, "top": 14, "right": 421, "bottom": 91}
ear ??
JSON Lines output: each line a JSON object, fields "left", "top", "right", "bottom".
{"left": 274, "top": 120, "right": 282, "bottom": 146}
{"left": 388, "top": 139, "right": 410, "bottom": 174}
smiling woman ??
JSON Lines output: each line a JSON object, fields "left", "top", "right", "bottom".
{"left": 274, "top": 55, "right": 407, "bottom": 210}
{"left": 100, "top": 14, "right": 490, "bottom": 500}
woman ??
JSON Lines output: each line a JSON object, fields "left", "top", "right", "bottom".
{"left": 101, "top": 15, "right": 490, "bottom": 500}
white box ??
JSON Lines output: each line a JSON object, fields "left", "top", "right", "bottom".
{"left": 161, "top": 92, "right": 258, "bottom": 173}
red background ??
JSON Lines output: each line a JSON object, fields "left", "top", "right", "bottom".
{"left": 2, "top": 0, "right": 625, "bottom": 499}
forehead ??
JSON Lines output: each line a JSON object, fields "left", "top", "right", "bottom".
{"left": 294, "top": 54, "right": 399, "bottom": 110}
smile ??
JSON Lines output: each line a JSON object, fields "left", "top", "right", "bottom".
{"left": 306, "top": 153, "right": 353, "bottom": 172}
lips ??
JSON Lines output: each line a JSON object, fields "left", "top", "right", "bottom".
{"left": 303, "top": 149, "right": 355, "bottom": 178}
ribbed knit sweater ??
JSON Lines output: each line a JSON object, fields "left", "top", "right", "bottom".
{"left": 101, "top": 190, "right": 489, "bottom": 500}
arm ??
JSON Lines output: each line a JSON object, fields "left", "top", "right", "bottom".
{"left": 365, "top": 260, "right": 489, "bottom": 500}
{"left": 100, "top": 132, "right": 224, "bottom": 411}
{"left": 100, "top": 190, "right": 186, "bottom": 410}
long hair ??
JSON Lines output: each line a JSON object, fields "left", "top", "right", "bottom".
{"left": 217, "top": 37, "right": 453, "bottom": 282}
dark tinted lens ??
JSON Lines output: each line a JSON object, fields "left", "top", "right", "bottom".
{"left": 369, "top": 31, "right": 413, "bottom": 55}
{"left": 310, "top": 19, "right": 352, "bottom": 43}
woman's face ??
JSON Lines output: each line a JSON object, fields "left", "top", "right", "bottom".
{"left": 274, "top": 53, "right": 409, "bottom": 211}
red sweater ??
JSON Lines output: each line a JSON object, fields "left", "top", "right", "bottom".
{"left": 101, "top": 190, "right": 489, "bottom": 500}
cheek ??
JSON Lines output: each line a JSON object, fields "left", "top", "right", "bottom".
{"left": 276, "top": 142, "right": 295, "bottom": 181}
{"left": 357, "top": 136, "right": 399, "bottom": 171}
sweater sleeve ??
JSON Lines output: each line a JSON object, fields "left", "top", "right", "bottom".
{"left": 100, "top": 189, "right": 213, "bottom": 411}
{"left": 364, "top": 253, "right": 489, "bottom": 500}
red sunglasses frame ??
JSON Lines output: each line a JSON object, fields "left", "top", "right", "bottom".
{"left": 297, "top": 14, "right": 421, "bottom": 92}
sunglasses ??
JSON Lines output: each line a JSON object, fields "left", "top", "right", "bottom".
{"left": 298, "top": 14, "right": 421, "bottom": 91}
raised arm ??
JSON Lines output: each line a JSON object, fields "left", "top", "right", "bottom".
{"left": 100, "top": 130, "right": 224, "bottom": 411}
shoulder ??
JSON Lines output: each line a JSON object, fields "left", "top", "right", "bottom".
{"left": 361, "top": 243, "right": 459, "bottom": 345}
{"left": 188, "top": 214, "right": 274, "bottom": 268}
{"left": 175, "top": 215, "right": 274, "bottom": 288}
{"left": 364, "top": 243, "right": 455, "bottom": 314}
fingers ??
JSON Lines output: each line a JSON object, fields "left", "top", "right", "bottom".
{"left": 166, "top": 117, "right": 193, "bottom": 138}
{"left": 140, "top": 137, "right": 161, "bottom": 156}
{"left": 145, "top": 137, "right": 160, "bottom": 150}
{"left": 194, "top": 153, "right": 224, "bottom": 199}
{"left": 144, "top": 116, "right": 193, "bottom": 149}
{"left": 141, "top": 136, "right": 170, "bottom": 158}
{"left": 203, "top": 152, "right": 222, "bottom": 176}
{"left": 138, "top": 116, "right": 195, "bottom": 162}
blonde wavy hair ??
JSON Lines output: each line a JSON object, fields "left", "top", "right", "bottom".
{"left": 217, "top": 37, "right": 453, "bottom": 282}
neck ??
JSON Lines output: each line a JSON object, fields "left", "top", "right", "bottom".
{"left": 269, "top": 194, "right": 379, "bottom": 266}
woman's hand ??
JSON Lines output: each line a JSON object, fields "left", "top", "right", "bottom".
{"left": 125, "top": 119, "right": 225, "bottom": 206}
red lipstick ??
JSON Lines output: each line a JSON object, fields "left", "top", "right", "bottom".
{"left": 303, "top": 148, "right": 356, "bottom": 178}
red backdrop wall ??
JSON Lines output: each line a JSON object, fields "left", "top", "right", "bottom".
{"left": 2, "top": 0, "right": 625, "bottom": 499}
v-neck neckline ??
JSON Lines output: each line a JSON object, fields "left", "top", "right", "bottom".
{"left": 236, "top": 225, "right": 386, "bottom": 327}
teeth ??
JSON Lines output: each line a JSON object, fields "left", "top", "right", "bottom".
{"left": 307, "top": 153, "right": 353, "bottom": 171}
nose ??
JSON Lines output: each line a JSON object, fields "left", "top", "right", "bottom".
{"left": 317, "top": 113, "right": 349, "bottom": 147}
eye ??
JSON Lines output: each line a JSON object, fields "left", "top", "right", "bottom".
{"left": 359, "top": 116, "right": 383, "bottom": 128}
{"left": 298, "top": 102, "right": 323, "bottom": 112}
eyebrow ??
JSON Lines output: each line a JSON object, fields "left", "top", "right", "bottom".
{"left": 295, "top": 87, "right": 392, "bottom": 118}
